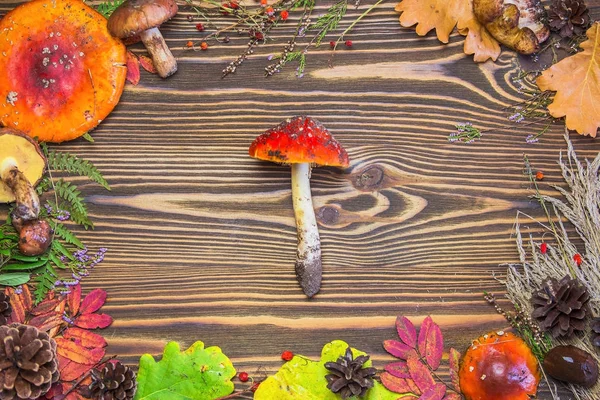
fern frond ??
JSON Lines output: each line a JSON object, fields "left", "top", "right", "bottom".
{"left": 36, "top": 176, "right": 52, "bottom": 195}
{"left": 47, "top": 150, "right": 110, "bottom": 190}
{"left": 53, "top": 180, "right": 93, "bottom": 229}
{"left": 33, "top": 264, "right": 56, "bottom": 304}
{"left": 48, "top": 220, "right": 84, "bottom": 249}
{"left": 96, "top": 0, "right": 124, "bottom": 18}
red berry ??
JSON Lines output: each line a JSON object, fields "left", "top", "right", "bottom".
{"left": 196, "top": 23, "right": 205, "bottom": 31}
{"left": 281, "top": 350, "right": 293, "bottom": 361}
{"left": 200, "top": 42, "right": 209, "bottom": 50}
{"left": 536, "top": 171, "right": 544, "bottom": 180}
{"left": 238, "top": 372, "right": 249, "bottom": 382}
{"left": 280, "top": 10, "right": 289, "bottom": 20}
{"left": 573, "top": 253, "right": 583, "bottom": 266}
{"left": 345, "top": 40, "right": 352, "bottom": 47}
{"left": 540, "top": 242, "right": 547, "bottom": 254}
{"left": 329, "top": 41, "right": 336, "bottom": 49}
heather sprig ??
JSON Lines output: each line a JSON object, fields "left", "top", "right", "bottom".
{"left": 448, "top": 122, "right": 482, "bottom": 144}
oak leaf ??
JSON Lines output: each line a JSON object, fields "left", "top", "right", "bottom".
{"left": 537, "top": 23, "right": 600, "bottom": 137}
{"left": 395, "top": 0, "right": 500, "bottom": 62}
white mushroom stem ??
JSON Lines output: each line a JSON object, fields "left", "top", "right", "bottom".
{"left": 291, "top": 162, "right": 322, "bottom": 298}
{"left": 140, "top": 27, "right": 177, "bottom": 79}
{"left": 1, "top": 158, "right": 40, "bottom": 231}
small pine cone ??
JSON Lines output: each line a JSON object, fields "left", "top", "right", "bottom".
{"left": 87, "top": 361, "right": 137, "bottom": 400}
{"left": 325, "top": 347, "right": 376, "bottom": 399}
{"left": 0, "top": 323, "right": 59, "bottom": 400}
{"left": 531, "top": 275, "right": 590, "bottom": 339}
{"left": 0, "top": 294, "right": 11, "bottom": 326}
{"left": 547, "top": 0, "right": 591, "bottom": 38}
{"left": 591, "top": 318, "right": 600, "bottom": 347}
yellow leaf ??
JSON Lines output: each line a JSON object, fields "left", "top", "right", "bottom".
{"left": 537, "top": 23, "right": 600, "bottom": 137}
{"left": 395, "top": 0, "right": 500, "bottom": 62}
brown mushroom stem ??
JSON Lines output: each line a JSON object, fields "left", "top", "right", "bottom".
{"left": 291, "top": 162, "right": 322, "bottom": 298}
{"left": 0, "top": 159, "right": 40, "bottom": 231}
{"left": 140, "top": 27, "right": 177, "bottom": 79}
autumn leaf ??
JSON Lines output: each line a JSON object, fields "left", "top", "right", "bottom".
{"left": 135, "top": 341, "right": 236, "bottom": 400}
{"left": 126, "top": 51, "right": 140, "bottom": 85}
{"left": 449, "top": 348, "right": 461, "bottom": 393}
{"left": 5, "top": 285, "right": 32, "bottom": 323}
{"left": 407, "top": 353, "right": 435, "bottom": 393}
{"left": 395, "top": 316, "right": 417, "bottom": 348}
{"left": 395, "top": 0, "right": 500, "bottom": 62}
{"left": 385, "top": 361, "right": 410, "bottom": 378}
{"left": 383, "top": 339, "right": 416, "bottom": 360}
{"left": 420, "top": 384, "right": 446, "bottom": 400}
{"left": 537, "top": 23, "right": 600, "bottom": 137}
{"left": 420, "top": 316, "right": 443, "bottom": 370}
{"left": 139, "top": 55, "right": 157, "bottom": 74}
{"left": 380, "top": 372, "right": 416, "bottom": 394}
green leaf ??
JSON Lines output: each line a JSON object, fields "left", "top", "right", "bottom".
{"left": 0, "top": 272, "right": 31, "bottom": 286}
{"left": 47, "top": 150, "right": 110, "bottom": 190}
{"left": 134, "top": 341, "right": 236, "bottom": 400}
{"left": 254, "top": 340, "right": 399, "bottom": 400}
{"left": 2, "top": 259, "right": 49, "bottom": 270}
{"left": 81, "top": 132, "right": 95, "bottom": 143}
{"left": 33, "top": 264, "right": 57, "bottom": 304}
{"left": 53, "top": 179, "right": 93, "bottom": 228}
{"left": 49, "top": 220, "right": 84, "bottom": 248}
{"left": 9, "top": 254, "right": 43, "bottom": 262}
{"left": 96, "top": 0, "right": 125, "bottom": 18}
{"left": 52, "top": 240, "right": 75, "bottom": 261}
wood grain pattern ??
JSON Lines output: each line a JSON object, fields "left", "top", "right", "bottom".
{"left": 2, "top": 0, "right": 600, "bottom": 398}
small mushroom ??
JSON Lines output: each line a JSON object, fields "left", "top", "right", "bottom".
{"left": 543, "top": 345, "right": 598, "bottom": 388}
{"left": 459, "top": 331, "right": 541, "bottom": 400}
{"left": 19, "top": 220, "right": 52, "bottom": 256}
{"left": 473, "top": 0, "right": 550, "bottom": 54}
{"left": 249, "top": 116, "right": 349, "bottom": 298}
{"left": 108, "top": 0, "right": 179, "bottom": 79}
{"left": 0, "top": 0, "right": 127, "bottom": 142}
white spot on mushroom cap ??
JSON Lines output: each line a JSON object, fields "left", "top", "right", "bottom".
{"left": 6, "top": 91, "right": 17, "bottom": 106}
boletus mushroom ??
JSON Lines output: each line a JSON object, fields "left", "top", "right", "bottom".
{"left": 0, "top": 0, "right": 127, "bottom": 143}
{"left": 249, "top": 116, "right": 349, "bottom": 298}
{"left": 473, "top": 0, "right": 549, "bottom": 54}
{"left": 459, "top": 331, "right": 541, "bottom": 400}
{"left": 108, "top": 0, "right": 179, "bottom": 78}
{"left": 0, "top": 128, "right": 51, "bottom": 256}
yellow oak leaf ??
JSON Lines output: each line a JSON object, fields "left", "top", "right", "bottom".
{"left": 537, "top": 23, "right": 600, "bottom": 137}
{"left": 395, "top": 0, "right": 500, "bottom": 62}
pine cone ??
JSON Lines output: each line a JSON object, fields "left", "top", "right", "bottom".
{"left": 325, "top": 347, "right": 376, "bottom": 399}
{"left": 591, "top": 317, "right": 600, "bottom": 347}
{"left": 547, "top": 0, "right": 591, "bottom": 38}
{"left": 87, "top": 361, "right": 137, "bottom": 400}
{"left": 531, "top": 275, "right": 590, "bottom": 339}
{"left": 0, "top": 323, "right": 59, "bottom": 399}
{"left": 0, "top": 294, "right": 11, "bottom": 326}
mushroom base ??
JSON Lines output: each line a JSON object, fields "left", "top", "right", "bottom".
{"left": 140, "top": 27, "right": 177, "bottom": 79}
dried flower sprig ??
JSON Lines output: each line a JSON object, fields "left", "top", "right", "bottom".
{"left": 448, "top": 122, "right": 482, "bottom": 144}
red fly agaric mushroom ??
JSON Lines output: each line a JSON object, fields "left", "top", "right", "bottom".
{"left": 0, "top": 0, "right": 127, "bottom": 143}
{"left": 249, "top": 116, "right": 349, "bottom": 298}
{"left": 459, "top": 331, "right": 541, "bottom": 400}
{"left": 108, "top": 0, "right": 179, "bottom": 78}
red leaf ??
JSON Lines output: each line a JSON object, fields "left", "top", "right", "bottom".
{"left": 396, "top": 316, "right": 417, "bottom": 348}
{"left": 448, "top": 348, "right": 461, "bottom": 393}
{"left": 30, "top": 298, "right": 60, "bottom": 315}
{"left": 67, "top": 285, "right": 81, "bottom": 316}
{"left": 419, "top": 384, "right": 446, "bottom": 400}
{"left": 139, "top": 55, "right": 157, "bottom": 74}
{"left": 49, "top": 300, "right": 66, "bottom": 338}
{"left": 74, "top": 313, "right": 112, "bottom": 329}
{"left": 7, "top": 285, "right": 32, "bottom": 323}
{"left": 28, "top": 313, "right": 64, "bottom": 333}
{"left": 443, "top": 394, "right": 462, "bottom": 400}
{"left": 424, "top": 320, "right": 443, "bottom": 370}
{"left": 60, "top": 359, "right": 95, "bottom": 381}
{"left": 380, "top": 372, "right": 417, "bottom": 395}
{"left": 418, "top": 316, "right": 433, "bottom": 358}
{"left": 55, "top": 337, "right": 105, "bottom": 365}
{"left": 126, "top": 51, "right": 140, "bottom": 85}
{"left": 384, "top": 339, "right": 417, "bottom": 360}
{"left": 385, "top": 361, "right": 410, "bottom": 378}
{"left": 79, "top": 289, "right": 107, "bottom": 315}
{"left": 63, "top": 327, "right": 107, "bottom": 348}
{"left": 407, "top": 354, "right": 435, "bottom": 393}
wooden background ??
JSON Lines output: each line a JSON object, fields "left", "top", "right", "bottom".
{"left": 2, "top": 0, "right": 600, "bottom": 397}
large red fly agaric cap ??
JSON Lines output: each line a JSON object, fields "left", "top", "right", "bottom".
{"left": 459, "top": 331, "right": 541, "bottom": 400}
{"left": 249, "top": 116, "right": 349, "bottom": 168}
{"left": 0, "top": 0, "right": 127, "bottom": 142}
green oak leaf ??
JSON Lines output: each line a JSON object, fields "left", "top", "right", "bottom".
{"left": 134, "top": 341, "right": 236, "bottom": 400}
{"left": 255, "top": 340, "right": 401, "bottom": 400}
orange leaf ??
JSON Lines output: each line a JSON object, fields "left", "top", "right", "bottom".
{"left": 395, "top": 0, "right": 500, "bottom": 62}
{"left": 74, "top": 313, "right": 112, "bottom": 329}
{"left": 60, "top": 359, "right": 95, "bottom": 381}
{"left": 67, "top": 284, "right": 81, "bottom": 316}
{"left": 28, "top": 312, "right": 64, "bottom": 333}
{"left": 126, "top": 50, "right": 140, "bottom": 85}
{"left": 63, "top": 327, "right": 107, "bottom": 348}
{"left": 139, "top": 55, "right": 157, "bottom": 74}
{"left": 30, "top": 297, "right": 60, "bottom": 316}
{"left": 537, "top": 23, "right": 600, "bottom": 137}
{"left": 55, "top": 337, "right": 105, "bottom": 365}
{"left": 6, "top": 285, "right": 32, "bottom": 324}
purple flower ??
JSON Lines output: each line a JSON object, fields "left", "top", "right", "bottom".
{"left": 526, "top": 134, "right": 539, "bottom": 144}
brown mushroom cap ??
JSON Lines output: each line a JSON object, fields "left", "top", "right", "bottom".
{"left": 108, "top": 0, "right": 179, "bottom": 39}
{"left": 0, "top": 129, "right": 46, "bottom": 203}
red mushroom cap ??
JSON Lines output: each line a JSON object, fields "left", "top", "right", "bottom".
{"left": 459, "top": 331, "right": 541, "bottom": 400}
{"left": 0, "top": 0, "right": 126, "bottom": 142}
{"left": 248, "top": 116, "right": 349, "bottom": 167}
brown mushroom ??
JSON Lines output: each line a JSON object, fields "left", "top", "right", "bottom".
{"left": 0, "top": 128, "right": 46, "bottom": 233}
{"left": 19, "top": 220, "right": 52, "bottom": 256}
{"left": 108, "top": 0, "right": 179, "bottom": 78}
{"left": 0, "top": 0, "right": 127, "bottom": 143}
{"left": 473, "top": 0, "right": 549, "bottom": 54}
{"left": 249, "top": 116, "right": 349, "bottom": 298}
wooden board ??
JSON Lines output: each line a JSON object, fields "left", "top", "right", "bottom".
{"left": 1, "top": 0, "right": 600, "bottom": 398}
